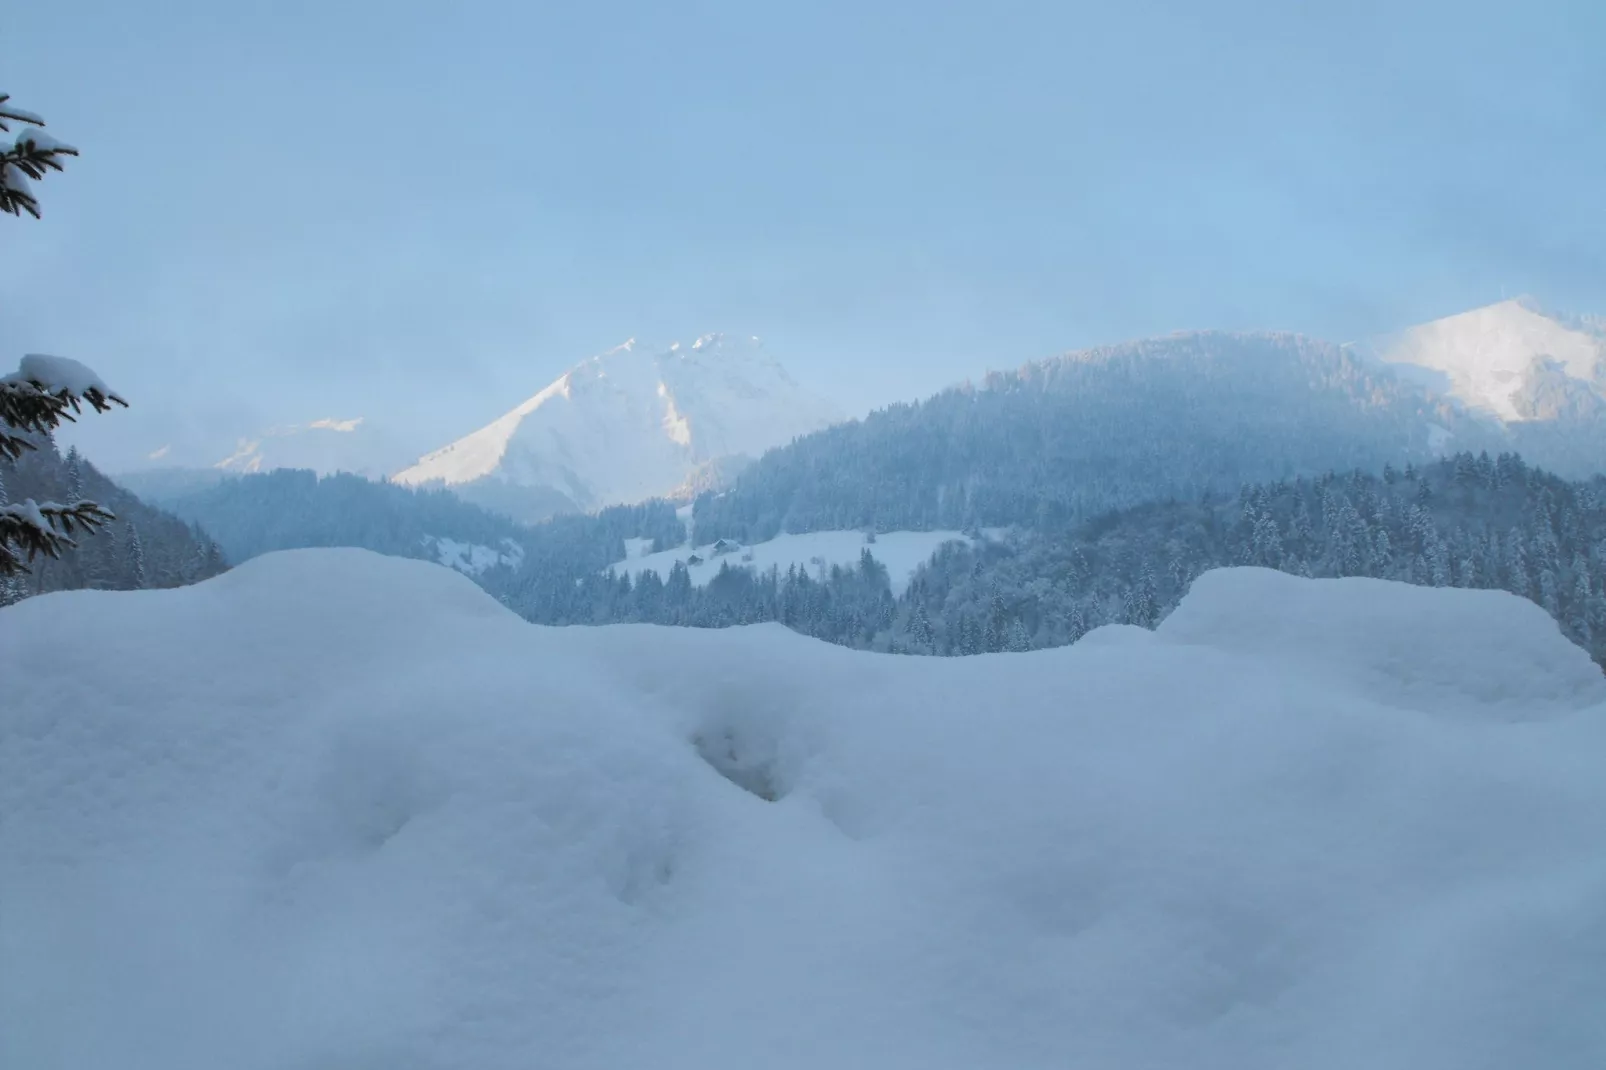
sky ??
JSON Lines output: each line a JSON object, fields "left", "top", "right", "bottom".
{"left": 4, "top": 0, "right": 1603, "bottom": 472}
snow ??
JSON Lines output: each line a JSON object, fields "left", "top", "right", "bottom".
{"left": 1359, "top": 298, "right": 1606, "bottom": 422}
{"left": 424, "top": 535, "right": 524, "bottom": 576}
{"left": 0, "top": 498, "right": 51, "bottom": 529}
{"left": 14, "top": 128, "right": 77, "bottom": 155}
{"left": 0, "top": 99, "right": 45, "bottom": 126}
{"left": 1, "top": 161, "right": 33, "bottom": 197}
{"left": 3, "top": 353, "right": 119, "bottom": 401}
{"left": 4, "top": 550, "right": 1606, "bottom": 1069}
{"left": 612, "top": 529, "right": 972, "bottom": 596}
{"left": 392, "top": 335, "right": 842, "bottom": 518}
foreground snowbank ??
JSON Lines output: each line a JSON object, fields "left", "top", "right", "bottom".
{"left": 3, "top": 550, "right": 1604, "bottom": 1070}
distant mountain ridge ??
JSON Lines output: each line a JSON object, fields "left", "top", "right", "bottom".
{"left": 688, "top": 301, "right": 1606, "bottom": 545}
{"left": 690, "top": 329, "right": 1495, "bottom": 544}
{"left": 393, "top": 334, "right": 842, "bottom": 522}
{"left": 148, "top": 469, "right": 537, "bottom": 576}
{"left": 210, "top": 415, "right": 417, "bottom": 479}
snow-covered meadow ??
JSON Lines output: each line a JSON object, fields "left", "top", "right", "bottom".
{"left": 611, "top": 528, "right": 974, "bottom": 596}
{"left": 4, "top": 549, "right": 1605, "bottom": 1069}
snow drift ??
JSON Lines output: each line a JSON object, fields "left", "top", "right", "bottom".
{"left": 3, "top": 551, "right": 1605, "bottom": 1070}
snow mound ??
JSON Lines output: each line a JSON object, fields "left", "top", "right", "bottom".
{"left": 1162, "top": 567, "right": 1606, "bottom": 718}
{"left": 4, "top": 550, "right": 1606, "bottom": 1070}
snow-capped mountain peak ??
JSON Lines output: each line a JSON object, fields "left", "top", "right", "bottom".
{"left": 1354, "top": 297, "right": 1606, "bottom": 422}
{"left": 392, "top": 336, "right": 841, "bottom": 521}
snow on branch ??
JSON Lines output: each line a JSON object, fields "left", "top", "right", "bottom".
{"left": 0, "top": 94, "right": 45, "bottom": 130}
{"left": 0, "top": 92, "right": 77, "bottom": 218}
{"left": 0, "top": 498, "right": 116, "bottom": 576}
{"left": 0, "top": 355, "right": 127, "bottom": 462}
{"left": 10, "top": 354, "right": 123, "bottom": 403}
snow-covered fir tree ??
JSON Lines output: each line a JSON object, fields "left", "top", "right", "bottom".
{"left": 64, "top": 445, "right": 84, "bottom": 501}
{"left": 0, "top": 464, "right": 21, "bottom": 605}
{"left": 125, "top": 522, "right": 146, "bottom": 589}
{"left": 1, "top": 91, "right": 126, "bottom": 577}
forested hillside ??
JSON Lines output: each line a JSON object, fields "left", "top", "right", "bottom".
{"left": 156, "top": 469, "right": 536, "bottom": 567}
{"left": 690, "top": 332, "right": 1495, "bottom": 543}
{"left": 156, "top": 468, "right": 689, "bottom": 580}
{"left": 1, "top": 442, "right": 227, "bottom": 604}
{"left": 501, "top": 452, "right": 1606, "bottom": 671}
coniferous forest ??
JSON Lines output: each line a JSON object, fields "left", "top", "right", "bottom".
{"left": 493, "top": 452, "right": 1606, "bottom": 671}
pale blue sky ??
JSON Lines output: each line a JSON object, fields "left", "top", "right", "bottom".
{"left": 5, "top": 0, "right": 1603, "bottom": 469}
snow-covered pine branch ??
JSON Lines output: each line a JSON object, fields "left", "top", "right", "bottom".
{"left": 0, "top": 92, "right": 78, "bottom": 219}
{"left": 0, "top": 498, "right": 116, "bottom": 576}
{"left": 0, "top": 357, "right": 125, "bottom": 572}
{"left": 0, "top": 95, "right": 127, "bottom": 577}
{"left": 0, "top": 355, "right": 127, "bottom": 462}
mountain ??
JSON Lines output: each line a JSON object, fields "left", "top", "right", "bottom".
{"left": 150, "top": 469, "right": 535, "bottom": 576}
{"left": 1353, "top": 297, "right": 1606, "bottom": 423}
{"left": 114, "top": 465, "right": 235, "bottom": 502}
{"left": 150, "top": 468, "right": 688, "bottom": 592}
{"left": 689, "top": 330, "right": 1498, "bottom": 545}
{"left": 1350, "top": 298, "right": 1606, "bottom": 476}
{"left": 117, "top": 416, "right": 421, "bottom": 493}
{"left": 393, "top": 334, "right": 842, "bottom": 522}
{"left": 210, "top": 415, "right": 418, "bottom": 479}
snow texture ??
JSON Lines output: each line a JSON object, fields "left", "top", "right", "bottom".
{"left": 613, "top": 529, "right": 973, "bottom": 597}
{"left": 392, "top": 335, "right": 842, "bottom": 516}
{"left": 3, "top": 550, "right": 1606, "bottom": 1070}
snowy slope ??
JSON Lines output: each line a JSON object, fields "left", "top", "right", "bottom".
{"left": 423, "top": 535, "right": 525, "bottom": 576}
{"left": 1355, "top": 297, "right": 1606, "bottom": 422}
{"left": 6, "top": 550, "right": 1606, "bottom": 1070}
{"left": 393, "top": 335, "right": 842, "bottom": 521}
{"left": 612, "top": 529, "right": 974, "bottom": 596}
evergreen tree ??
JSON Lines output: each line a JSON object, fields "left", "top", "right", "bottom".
{"left": 1, "top": 93, "right": 125, "bottom": 576}
{"left": 125, "top": 522, "right": 146, "bottom": 589}
{"left": 0, "top": 464, "right": 20, "bottom": 605}
{"left": 65, "top": 445, "right": 84, "bottom": 501}
{"left": 902, "top": 600, "right": 935, "bottom": 654}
